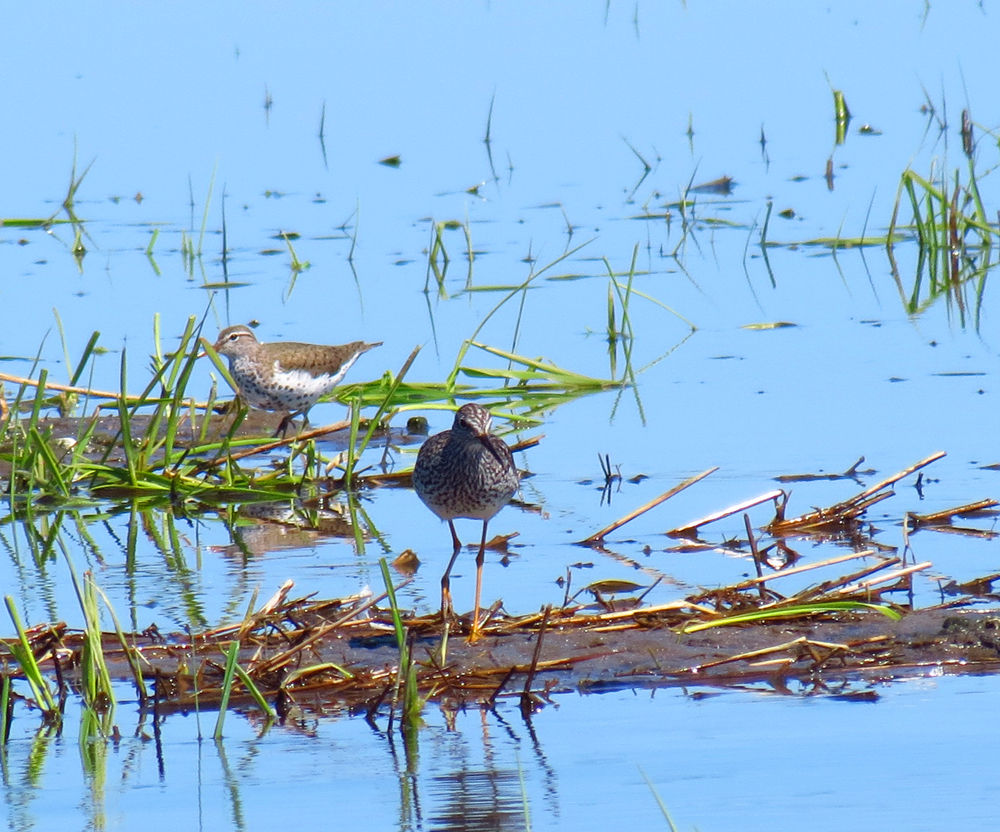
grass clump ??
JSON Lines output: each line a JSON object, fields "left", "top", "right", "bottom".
{"left": 888, "top": 160, "right": 999, "bottom": 327}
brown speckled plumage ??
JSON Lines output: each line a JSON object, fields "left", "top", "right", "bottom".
{"left": 412, "top": 403, "right": 519, "bottom": 639}
{"left": 212, "top": 324, "right": 381, "bottom": 434}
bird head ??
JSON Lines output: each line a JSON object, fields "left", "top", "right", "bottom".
{"left": 213, "top": 325, "right": 260, "bottom": 358}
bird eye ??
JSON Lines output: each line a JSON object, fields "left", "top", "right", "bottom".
{"left": 229, "top": 333, "right": 241, "bottom": 341}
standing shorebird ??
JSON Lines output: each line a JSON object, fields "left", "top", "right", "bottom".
{"left": 412, "top": 403, "right": 520, "bottom": 639}
{"left": 212, "top": 324, "right": 381, "bottom": 435}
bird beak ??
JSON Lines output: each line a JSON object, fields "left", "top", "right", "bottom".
{"left": 478, "top": 435, "right": 507, "bottom": 466}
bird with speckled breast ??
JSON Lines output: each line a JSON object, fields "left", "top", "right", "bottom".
{"left": 412, "top": 402, "right": 520, "bottom": 639}
{"left": 211, "top": 324, "right": 381, "bottom": 436}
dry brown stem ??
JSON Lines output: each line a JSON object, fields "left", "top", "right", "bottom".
{"left": 580, "top": 467, "right": 718, "bottom": 545}
{"left": 669, "top": 489, "right": 783, "bottom": 537}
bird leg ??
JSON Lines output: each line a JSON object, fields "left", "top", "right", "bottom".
{"left": 274, "top": 413, "right": 294, "bottom": 438}
{"left": 469, "top": 520, "right": 489, "bottom": 642}
{"left": 274, "top": 410, "right": 309, "bottom": 438}
{"left": 439, "top": 520, "right": 463, "bottom": 620}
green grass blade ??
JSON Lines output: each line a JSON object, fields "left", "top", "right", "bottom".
{"left": 196, "top": 163, "right": 217, "bottom": 257}
{"left": 230, "top": 661, "right": 276, "bottom": 719}
{"left": 4, "top": 596, "right": 58, "bottom": 717}
{"left": 69, "top": 331, "right": 102, "bottom": 388}
{"left": 0, "top": 673, "right": 10, "bottom": 744}
{"left": 88, "top": 579, "right": 149, "bottom": 703}
{"left": 638, "top": 766, "right": 680, "bottom": 832}
{"left": 27, "top": 427, "right": 71, "bottom": 498}
{"left": 213, "top": 640, "right": 240, "bottom": 739}
{"left": 116, "top": 351, "right": 138, "bottom": 485}
{"left": 466, "top": 342, "right": 614, "bottom": 387}
{"left": 347, "top": 345, "right": 422, "bottom": 480}
{"left": 379, "top": 558, "right": 421, "bottom": 727}
{"left": 446, "top": 239, "right": 595, "bottom": 388}
{"left": 680, "top": 601, "right": 901, "bottom": 633}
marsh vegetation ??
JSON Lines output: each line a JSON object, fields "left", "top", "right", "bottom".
{"left": 3, "top": 3, "right": 1000, "bottom": 830}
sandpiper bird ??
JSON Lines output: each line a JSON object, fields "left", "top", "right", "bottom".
{"left": 212, "top": 324, "right": 381, "bottom": 435}
{"left": 412, "top": 403, "right": 520, "bottom": 639}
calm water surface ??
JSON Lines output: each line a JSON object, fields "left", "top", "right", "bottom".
{"left": 4, "top": 675, "right": 998, "bottom": 831}
{"left": 2, "top": 1, "right": 999, "bottom": 829}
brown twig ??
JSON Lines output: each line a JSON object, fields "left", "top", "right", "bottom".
{"left": 781, "top": 558, "right": 901, "bottom": 604}
{"left": 909, "top": 499, "right": 999, "bottom": 527}
{"left": 249, "top": 579, "right": 413, "bottom": 676}
{"left": 193, "top": 419, "right": 356, "bottom": 470}
{"left": 836, "top": 561, "right": 931, "bottom": 596}
{"left": 579, "top": 467, "right": 718, "bottom": 545}
{"left": 670, "top": 489, "right": 783, "bottom": 538}
{"left": 853, "top": 451, "right": 946, "bottom": 504}
{"left": 520, "top": 604, "right": 552, "bottom": 718}
{"left": 729, "top": 549, "right": 879, "bottom": 591}
{"left": 0, "top": 370, "right": 122, "bottom": 401}
{"left": 682, "top": 636, "right": 850, "bottom": 674}
{"left": 769, "top": 452, "right": 947, "bottom": 535}
{"left": 744, "top": 514, "right": 767, "bottom": 602}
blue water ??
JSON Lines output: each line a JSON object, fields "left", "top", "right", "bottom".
{"left": 3, "top": 1, "right": 1000, "bottom": 829}
{"left": 3, "top": 674, "right": 998, "bottom": 832}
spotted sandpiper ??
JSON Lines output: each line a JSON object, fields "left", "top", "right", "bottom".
{"left": 412, "top": 402, "right": 520, "bottom": 639}
{"left": 211, "top": 324, "right": 381, "bottom": 435}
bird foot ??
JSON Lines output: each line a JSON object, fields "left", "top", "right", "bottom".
{"left": 439, "top": 595, "right": 456, "bottom": 625}
{"left": 273, "top": 415, "right": 301, "bottom": 438}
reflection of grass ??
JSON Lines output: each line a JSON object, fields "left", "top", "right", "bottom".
{"left": 754, "top": 126, "right": 1000, "bottom": 329}
{"left": 4, "top": 596, "right": 60, "bottom": 727}
{"left": 888, "top": 161, "right": 999, "bottom": 326}
{"left": 424, "top": 218, "right": 471, "bottom": 296}
{"left": 74, "top": 568, "right": 116, "bottom": 721}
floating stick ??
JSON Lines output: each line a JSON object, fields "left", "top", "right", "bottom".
{"left": 669, "top": 489, "right": 783, "bottom": 538}
{"left": 579, "top": 467, "right": 718, "bottom": 545}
